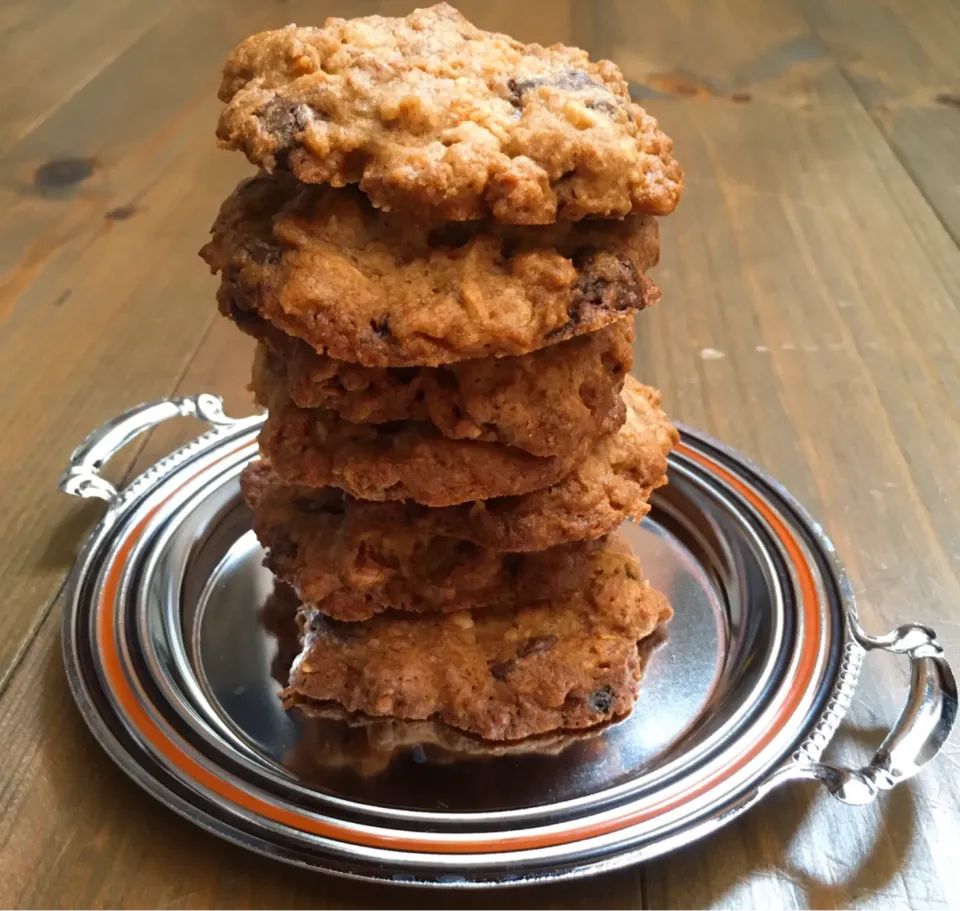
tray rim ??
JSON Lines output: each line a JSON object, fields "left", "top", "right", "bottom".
{"left": 58, "top": 408, "right": 873, "bottom": 886}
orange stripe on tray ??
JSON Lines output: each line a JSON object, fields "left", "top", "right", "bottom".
{"left": 94, "top": 439, "right": 823, "bottom": 854}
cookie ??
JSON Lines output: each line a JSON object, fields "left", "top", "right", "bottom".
{"left": 261, "top": 584, "right": 611, "bottom": 764}
{"left": 216, "top": 4, "right": 682, "bottom": 224}
{"left": 200, "top": 173, "right": 660, "bottom": 367}
{"left": 263, "top": 584, "right": 665, "bottom": 761}
{"left": 242, "top": 376, "right": 677, "bottom": 552}
{"left": 285, "top": 705, "right": 609, "bottom": 778}
{"left": 284, "top": 537, "right": 672, "bottom": 740}
{"left": 257, "top": 383, "right": 597, "bottom": 506}
{"left": 250, "top": 316, "right": 632, "bottom": 458}
{"left": 244, "top": 464, "right": 613, "bottom": 617}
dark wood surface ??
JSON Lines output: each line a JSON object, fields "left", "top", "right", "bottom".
{"left": 1, "top": 1, "right": 958, "bottom": 907}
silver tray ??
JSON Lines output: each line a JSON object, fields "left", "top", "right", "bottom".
{"left": 59, "top": 394, "right": 956, "bottom": 887}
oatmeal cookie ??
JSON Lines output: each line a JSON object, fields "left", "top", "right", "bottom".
{"left": 216, "top": 4, "right": 682, "bottom": 224}
{"left": 244, "top": 465, "right": 612, "bottom": 618}
{"left": 257, "top": 383, "right": 597, "bottom": 505}
{"left": 243, "top": 376, "right": 677, "bottom": 551}
{"left": 250, "top": 317, "right": 632, "bottom": 457}
{"left": 200, "top": 173, "right": 660, "bottom": 367}
{"left": 284, "top": 537, "right": 672, "bottom": 740}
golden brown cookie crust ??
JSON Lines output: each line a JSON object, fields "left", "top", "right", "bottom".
{"left": 250, "top": 317, "right": 632, "bottom": 458}
{"left": 216, "top": 4, "right": 682, "bottom": 224}
{"left": 257, "top": 384, "right": 595, "bottom": 506}
{"left": 243, "top": 376, "right": 677, "bottom": 552}
{"left": 251, "top": 493, "right": 614, "bottom": 620}
{"left": 243, "top": 457, "right": 616, "bottom": 618}
{"left": 284, "top": 537, "right": 672, "bottom": 740}
{"left": 200, "top": 173, "right": 660, "bottom": 367}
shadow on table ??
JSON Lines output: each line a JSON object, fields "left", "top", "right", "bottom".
{"left": 642, "top": 724, "right": 918, "bottom": 909}
{"left": 38, "top": 499, "right": 105, "bottom": 570}
{"left": 779, "top": 726, "right": 917, "bottom": 910}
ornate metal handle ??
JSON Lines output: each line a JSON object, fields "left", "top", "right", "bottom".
{"left": 802, "top": 620, "right": 956, "bottom": 804}
{"left": 59, "top": 394, "right": 237, "bottom": 507}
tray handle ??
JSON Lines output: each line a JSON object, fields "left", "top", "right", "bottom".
{"left": 802, "top": 620, "right": 956, "bottom": 804}
{"left": 59, "top": 394, "right": 237, "bottom": 507}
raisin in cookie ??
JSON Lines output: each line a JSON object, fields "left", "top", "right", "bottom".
{"left": 284, "top": 537, "right": 672, "bottom": 740}
{"left": 250, "top": 316, "right": 632, "bottom": 458}
{"left": 244, "top": 460, "right": 613, "bottom": 619}
{"left": 216, "top": 4, "right": 682, "bottom": 224}
{"left": 200, "top": 173, "right": 659, "bottom": 367}
{"left": 243, "top": 376, "right": 677, "bottom": 552}
{"left": 257, "top": 380, "right": 601, "bottom": 505}
{"left": 261, "top": 586, "right": 599, "bottom": 770}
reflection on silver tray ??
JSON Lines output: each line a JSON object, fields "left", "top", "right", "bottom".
{"left": 57, "top": 395, "right": 956, "bottom": 886}
{"left": 261, "top": 581, "right": 668, "bottom": 786}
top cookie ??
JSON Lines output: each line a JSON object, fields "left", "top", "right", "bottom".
{"left": 216, "top": 3, "right": 682, "bottom": 224}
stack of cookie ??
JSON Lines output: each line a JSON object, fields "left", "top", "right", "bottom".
{"left": 201, "top": 4, "right": 683, "bottom": 742}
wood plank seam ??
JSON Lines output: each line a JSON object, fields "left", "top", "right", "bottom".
{"left": 0, "top": 310, "right": 219, "bottom": 703}
{"left": 0, "top": 1, "right": 179, "bottom": 160}
{"left": 0, "top": 577, "right": 67, "bottom": 700}
{"left": 797, "top": 5, "right": 960, "bottom": 251}
{"left": 113, "top": 310, "right": 221, "bottom": 486}
{"left": 835, "top": 64, "right": 960, "bottom": 251}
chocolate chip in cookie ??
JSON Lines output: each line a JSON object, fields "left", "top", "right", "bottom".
{"left": 215, "top": 4, "right": 683, "bottom": 223}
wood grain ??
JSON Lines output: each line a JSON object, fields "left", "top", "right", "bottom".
{"left": 0, "top": 0, "right": 364, "bottom": 690}
{"left": 0, "top": 0, "right": 958, "bottom": 908}
{"left": 0, "top": 0, "right": 176, "bottom": 157}
{"left": 611, "top": 0, "right": 960, "bottom": 904}
{"left": 800, "top": 0, "right": 960, "bottom": 245}
{"left": 0, "top": 596, "right": 649, "bottom": 909}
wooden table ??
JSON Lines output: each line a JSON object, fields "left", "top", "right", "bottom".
{"left": 1, "top": 0, "right": 958, "bottom": 907}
